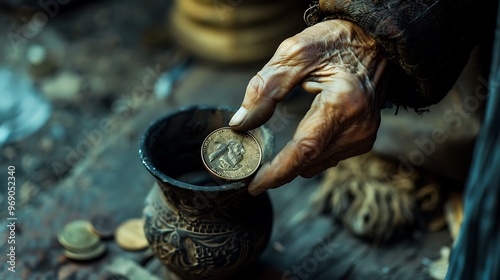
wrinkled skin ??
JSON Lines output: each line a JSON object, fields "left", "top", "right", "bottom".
{"left": 229, "top": 20, "right": 388, "bottom": 195}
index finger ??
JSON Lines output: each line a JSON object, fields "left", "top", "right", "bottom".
{"left": 247, "top": 140, "right": 306, "bottom": 195}
{"left": 229, "top": 37, "right": 315, "bottom": 131}
{"left": 247, "top": 100, "right": 334, "bottom": 195}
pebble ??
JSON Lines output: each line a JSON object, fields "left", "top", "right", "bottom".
{"left": 50, "top": 123, "right": 66, "bottom": 140}
{"left": 429, "top": 259, "right": 448, "bottom": 280}
{"left": 21, "top": 154, "right": 44, "bottom": 173}
{"left": 428, "top": 247, "right": 450, "bottom": 280}
{"left": 57, "top": 263, "right": 81, "bottom": 279}
{"left": 89, "top": 76, "right": 106, "bottom": 93}
{"left": 272, "top": 241, "right": 286, "bottom": 254}
{"left": 39, "top": 137, "right": 54, "bottom": 152}
{"left": 27, "top": 44, "right": 47, "bottom": 66}
{"left": 19, "top": 181, "right": 38, "bottom": 205}
{"left": 27, "top": 44, "right": 56, "bottom": 76}
{"left": 41, "top": 72, "right": 82, "bottom": 102}
{"left": 105, "top": 257, "right": 161, "bottom": 280}
{"left": 2, "top": 146, "right": 17, "bottom": 160}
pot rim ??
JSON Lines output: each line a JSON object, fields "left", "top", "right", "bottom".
{"left": 139, "top": 105, "right": 247, "bottom": 192}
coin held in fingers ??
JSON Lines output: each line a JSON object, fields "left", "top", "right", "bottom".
{"left": 201, "top": 127, "right": 262, "bottom": 181}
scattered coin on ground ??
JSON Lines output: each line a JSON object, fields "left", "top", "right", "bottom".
{"left": 58, "top": 220, "right": 101, "bottom": 252}
{"left": 201, "top": 127, "right": 262, "bottom": 180}
{"left": 58, "top": 220, "right": 107, "bottom": 261}
{"left": 63, "top": 243, "right": 107, "bottom": 261}
{"left": 89, "top": 214, "right": 117, "bottom": 239}
{"left": 115, "top": 218, "right": 148, "bottom": 251}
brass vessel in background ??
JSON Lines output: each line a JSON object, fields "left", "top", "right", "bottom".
{"left": 170, "top": 0, "right": 306, "bottom": 64}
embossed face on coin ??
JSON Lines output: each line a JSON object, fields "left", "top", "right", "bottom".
{"left": 201, "top": 127, "right": 262, "bottom": 180}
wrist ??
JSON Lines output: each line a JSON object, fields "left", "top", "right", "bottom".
{"left": 330, "top": 19, "right": 388, "bottom": 110}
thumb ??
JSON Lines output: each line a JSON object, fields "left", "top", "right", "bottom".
{"left": 229, "top": 37, "right": 314, "bottom": 131}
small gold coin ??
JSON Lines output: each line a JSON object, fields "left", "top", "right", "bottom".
{"left": 58, "top": 220, "right": 101, "bottom": 252}
{"left": 63, "top": 243, "right": 107, "bottom": 261}
{"left": 201, "top": 127, "right": 262, "bottom": 180}
{"left": 115, "top": 218, "right": 148, "bottom": 251}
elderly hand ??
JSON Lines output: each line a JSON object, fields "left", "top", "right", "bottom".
{"left": 229, "top": 20, "right": 388, "bottom": 195}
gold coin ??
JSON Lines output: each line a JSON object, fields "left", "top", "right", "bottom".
{"left": 115, "top": 218, "right": 148, "bottom": 251}
{"left": 58, "top": 220, "right": 101, "bottom": 252}
{"left": 63, "top": 243, "right": 107, "bottom": 261}
{"left": 201, "top": 127, "right": 262, "bottom": 180}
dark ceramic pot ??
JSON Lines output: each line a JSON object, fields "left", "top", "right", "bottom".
{"left": 140, "top": 105, "right": 274, "bottom": 280}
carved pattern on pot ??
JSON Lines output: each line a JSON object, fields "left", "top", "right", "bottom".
{"left": 140, "top": 106, "right": 274, "bottom": 280}
{"left": 144, "top": 185, "right": 270, "bottom": 280}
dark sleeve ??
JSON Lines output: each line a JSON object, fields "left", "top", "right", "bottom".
{"left": 305, "top": 0, "right": 497, "bottom": 110}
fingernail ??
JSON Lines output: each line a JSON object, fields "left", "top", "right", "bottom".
{"left": 229, "top": 107, "right": 248, "bottom": 126}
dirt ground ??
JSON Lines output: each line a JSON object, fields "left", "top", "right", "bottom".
{"left": 0, "top": 0, "right": 183, "bottom": 213}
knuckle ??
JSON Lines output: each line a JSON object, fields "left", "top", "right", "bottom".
{"left": 296, "top": 139, "right": 323, "bottom": 163}
{"left": 277, "top": 36, "right": 306, "bottom": 58}
{"left": 246, "top": 74, "right": 262, "bottom": 95}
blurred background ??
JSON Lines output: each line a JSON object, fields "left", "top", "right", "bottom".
{"left": 0, "top": 1, "right": 457, "bottom": 279}
{"left": 0, "top": 0, "right": 307, "bottom": 207}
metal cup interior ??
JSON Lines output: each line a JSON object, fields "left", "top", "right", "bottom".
{"left": 139, "top": 105, "right": 273, "bottom": 191}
